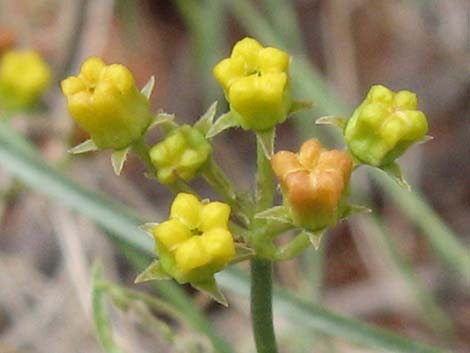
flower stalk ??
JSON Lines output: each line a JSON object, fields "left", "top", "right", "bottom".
{"left": 249, "top": 133, "right": 279, "bottom": 352}
{"left": 250, "top": 258, "right": 278, "bottom": 353}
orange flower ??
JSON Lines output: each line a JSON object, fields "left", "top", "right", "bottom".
{"left": 272, "top": 139, "right": 353, "bottom": 230}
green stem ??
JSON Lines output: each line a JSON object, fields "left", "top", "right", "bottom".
{"left": 250, "top": 133, "right": 278, "bottom": 353}
{"left": 255, "top": 134, "right": 275, "bottom": 211}
{"left": 250, "top": 259, "right": 278, "bottom": 353}
{"left": 203, "top": 157, "right": 252, "bottom": 226}
{"left": 131, "top": 137, "right": 155, "bottom": 174}
{"left": 275, "top": 232, "right": 311, "bottom": 261}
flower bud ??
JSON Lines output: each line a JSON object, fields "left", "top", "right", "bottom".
{"left": 344, "top": 85, "right": 428, "bottom": 166}
{"left": 152, "top": 193, "right": 235, "bottom": 284}
{"left": 0, "top": 50, "right": 51, "bottom": 111}
{"left": 213, "top": 37, "right": 292, "bottom": 131}
{"left": 149, "top": 125, "right": 212, "bottom": 184}
{"left": 61, "top": 57, "right": 152, "bottom": 150}
{"left": 272, "top": 139, "right": 353, "bottom": 230}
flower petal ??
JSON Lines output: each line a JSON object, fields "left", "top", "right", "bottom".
{"left": 170, "top": 193, "right": 201, "bottom": 229}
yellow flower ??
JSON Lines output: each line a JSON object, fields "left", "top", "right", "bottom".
{"left": 153, "top": 193, "right": 235, "bottom": 284}
{"left": 344, "top": 85, "right": 428, "bottom": 166}
{"left": 272, "top": 139, "right": 353, "bottom": 230}
{"left": 61, "top": 57, "right": 152, "bottom": 150}
{"left": 213, "top": 37, "right": 292, "bottom": 131}
{"left": 0, "top": 50, "right": 51, "bottom": 111}
{"left": 149, "top": 125, "right": 212, "bottom": 184}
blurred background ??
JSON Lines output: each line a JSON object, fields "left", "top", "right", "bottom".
{"left": 0, "top": 0, "right": 469, "bottom": 352}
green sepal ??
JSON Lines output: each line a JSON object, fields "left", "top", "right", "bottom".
{"left": 140, "top": 76, "right": 155, "bottom": 100}
{"left": 315, "top": 115, "right": 348, "bottom": 130}
{"left": 341, "top": 203, "right": 372, "bottom": 220}
{"left": 305, "top": 228, "right": 326, "bottom": 250}
{"left": 68, "top": 139, "right": 98, "bottom": 154}
{"left": 194, "top": 101, "right": 217, "bottom": 135}
{"left": 382, "top": 162, "right": 411, "bottom": 191}
{"left": 148, "top": 113, "right": 176, "bottom": 131}
{"left": 288, "top": 100, "right": 314, "bottom": 115}
{"left": 206, "top": 112, "right": 240, "bottom": 138}
{"left": 418, "top": 135, "right": 434, "bottom": 144}
{"left": 111, "top": 146, "right": 131, "bottom": 176}
{"left": 256, "top": 128, "right": 275, "bottom": 159}
{"left": 191, "top": 278, "right": 228, "bottom": 306}
{"left": 135, "top": 260, "right": 171, "bottom": 283}
{"left": 138, "top": 222, "right": 159, "bottom": 238}
{"left": 255, "top": 205, "right": 291, "bottom": 224}
{"left": 229, "top": 243, "right": 255, "bottom": 265}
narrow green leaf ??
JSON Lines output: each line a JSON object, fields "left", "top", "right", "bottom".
{"left": 191, "top": 278, "right": 228, "bottom": 307}
{"left": 174, "top": 0, "right": 226, "bottom": 106}
{"left": 371, "top": 171, "right": 470, "bottom": 285}
{"left": 135, "top": 260, "right": 170, "bottom": 283}
{"left": 194, "top": 101, "right": 217, "bottom": 134}
{"left": 341, "top": 203, "right": 372, "bottom": 220}
{"left": 0, "top": 124, "right": 454, "bottom": 353}
{"left": 367, "top": 217, "right": 454, "bottom": 336}
{"left": 255, "top": 205, "right": 291, "bottom": 224}
{"left": 120, "top": 244, "right": 235, "bottom": 353}
{"left": 315, "top": 115, "right": 347, "bottom": 130}
{"left": 419, "top": 135, "right": 434, "bottom": 144}
{"left": 218, "top": 269, "right": 449, "bottom": 353}
{"left": 91, "top": 262, "right": 126, "bottom": 353}
{"left": 306, "top": 229, "right": 326, "bottom": 250}
{"left": 260, "top": 0, "right": 305, "bottom": 53}
{"left": 68, "top": 139, "right": 98, "bottom": 154}
{"left": 382, "top": 162, "right": 411, "bottom": 191}
{"left": 138, "top": 222, "right": 158, "bottom": 238}
{"left": 111, "top": 146, "right": 130, "bottom": 176}
{"left": 149, "top": 113, "right": 176, "bottom": 130}
{"left": 289, "top": 100, "right": 314, "bottom": 115}
{"left": 206, "top": 112, "right": 239, "bottom": 138}
{"left": 141, "top": 75, "right": 155, "bottom": 99}
{"left": 229, "top": 243, "right": 255, "bottom": 265}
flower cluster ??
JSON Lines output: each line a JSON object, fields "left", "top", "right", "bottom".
{"left": 153, "top": 193, "right": 235, "bottom": 284}
{"left": 60, "top": 37, "right": 430, "bottom": 303}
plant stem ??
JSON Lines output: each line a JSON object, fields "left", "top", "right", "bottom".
{"left": 275, "top": 231, "right": 311, "bottom": 261}
{"left": 250, "top": 258, "right": 278, "bottom": 353}
{"left": 250, "top": 134, "right": 278, "bottom": 353}
{"left": 255, "top": 133, "right": 275, "bottom": 210}
{"left": 131, "top": 137, "right": 155, "bottom": 173}
{"left": 203, "top": 157, "right": 252, "bottom": 226}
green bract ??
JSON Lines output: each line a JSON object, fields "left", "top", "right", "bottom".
{"left": 344, "top": 85, "right": 428, "bottom": 167}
